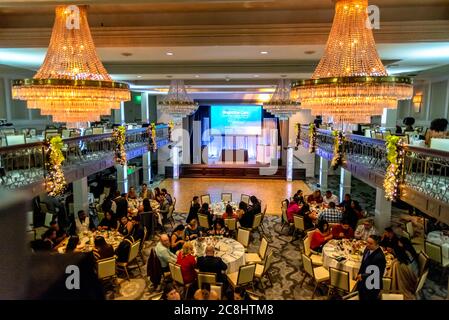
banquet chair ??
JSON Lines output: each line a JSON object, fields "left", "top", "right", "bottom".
{"left": 173, "top": 197, "right": 177, "bottom": 211}
{"left": 415, "top": 269, "right": 429, "bottom": 299}
{"left": 291, "top": 215, "right": 306, "bottom": 241}
{"left": 97, "top": 257, "right": 117, "bottom": 287}
{"left": 226, "top": 263, "right": 256, "bottom": 291}
{"left": 224, "top": 218, "right": 237, "bottom": 237}
{"left": 259, "top": 204, "right": 268, "bottom": 235}
{"left": 328, "top": 267, "right": 357, "bottom": 296}
{"left": 405, "top": 221, "right": 425, "bottom": 250}
{"left": 302, "top": 235, "right": 323, "bottom": 266}
{"left": 382, "top": 277, "right": 392, "bottom": 292}
{"left": 246, "top": 290, "right": 264, "bottom": 300}
{"left": 210, "top": 284, "right": 222, "bottom": 300}
{"left": 165, "top": 205, "right": 175, "bottom": 228}
{"left": 424, "top": 241, "right": 449, "bottom": 267}
{"left": 197, "top": 272, "right": 217, "bottom": 288}
{"left": 138, "top": 227, "right": 148, "bottom": 263}
{"left": 381, "top": 293, "right": 404, "bottom": 300}
{"left": 221, "top": 193, "right": 232, "bottom": 203}
{"left": 300, "top": 253, "right": 329, "bottom": 299}
{"left": 240, "top": 194, "right": 250, "bottom": 204}
{"left": 200, "top": 194, "right": 211, "bottom": 204}
{"left": 198, "top": 214, "right": 211, "bottom": 229}
{"left": 342, "top": 291, "right": 359, "bottom": 300}
{"left": 116, "top": 240, "right": 143, "bottom": 281}
{"left": 169, "top": 262, "right": 192, "bottom": 299}
{"left": 251, "top": 213, "right": 264, "bottom": 238}
{"left": 237, "top": 227, "right": 251, "bottom": 248}
{"left": 254, "top": 250, "right": 274, "bottom": 290}
{"left": 280, "top": 201, "right": 293, "bottom": 233}
{"left": 246, "top": 236, "right": 268, "bottom": 264}
{"left": 417, "top": 251, "right": 430, "bottom": 277}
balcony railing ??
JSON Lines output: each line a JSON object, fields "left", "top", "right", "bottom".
{"left": 298, "top": 125, "right": 449, "bottom": 205}
{"left": 0, "top": 124, "right": 170, "bottom": 191}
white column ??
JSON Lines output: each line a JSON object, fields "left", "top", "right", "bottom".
{"left": 193, "top": 119, "right": 202, "bottom": 164}
{"left": 116, "top": 164, "right": 128, "bottom": 193}
{"left": 114, "top": 101, "right": 125, "bottom": 125}
{"left": 73, "top": 177, "right": 89, "bottom": 215}
{"left": 286, "top": 147, "right": 293, "bottom": 181}
{"left": 142, "top": 151, "right": 152, "bottom": 185}
{"left": 141, "top": 92, "right": 149, "bottom": 124}
{"left": 375, "top": 187, "right": 392, "bottom": 233}
{"left": 173, "top": 145, "right": 180, "bottom": 180}
{"left": 182, "top": 117, "right": 191, "bottom": 164}
{"left": 319, "top": 157, "right": 329, "bottom": 190}
{"left": 381, "top": 108, "right": 397, "bottom": 128}
{"left": 339, "top": 168, "right": 351, "bottom": 202}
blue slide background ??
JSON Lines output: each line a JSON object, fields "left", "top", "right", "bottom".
{"left": 210, "top": 105, "right": 262, "bottom": 135}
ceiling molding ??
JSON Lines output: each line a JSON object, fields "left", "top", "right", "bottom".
{"left": 1, "top": 21, "right": 449, "bottom": 48}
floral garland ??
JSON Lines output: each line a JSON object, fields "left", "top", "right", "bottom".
{"left": 308, "top": 123, "right": 317, "bottom": 153}
{"left": 113, "top": 126, "right": 127, "bottom": 166}
{"left": 45, "top": 136, "right": 66, "bottom": 197}
{"left": 295, "top": 123, "right": 301, "bottom": 147}
{"left": 147, "top": 123, "right": 158, "bottom": 152}
{"left": 330, "top": 130, "right": 346, "bottom": 170}
{"left": 168, "top": 120, "right": 174, "bottom": 142}
{"left": 383, "top": 135, "right": 405, "bottom": 201}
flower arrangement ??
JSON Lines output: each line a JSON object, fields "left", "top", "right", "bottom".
{"left": 168, "top": 120, "right": 174, "bottom": 142}
{"left": 383, "top": 135, "right": 404, "bottom": 201}
{"left": 330, "top": 130, "right": 346, "bottom": 170}
{"left": 45, "top": 136, "right": 66, "bottom": 196}
{"left": 147, "top": 123, "right": 158, "bottom": 152}
{"left": 113, "top": 126, "right": 127, "bottom": 165}
{"left": 309, "top": 123, "right": 317, "bottom": 153}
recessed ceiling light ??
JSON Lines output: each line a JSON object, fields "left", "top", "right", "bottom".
{"left": 260, "top": 51, "right": 268, "bottom": 55}
{"left": 166, "top": 52, "right": 174, "bottom": 56}
{"left": 195, "top": 75, "right": 200, "bottom": 78}
{"left": 254, "top": 75, "right": 259, "bottom": 78}
{"left": 137, "top": 75, "right": 142, "bottom": 78}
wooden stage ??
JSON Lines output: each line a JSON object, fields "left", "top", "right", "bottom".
{"left": 158, "top": 178, "right": 312, "bottom": 216}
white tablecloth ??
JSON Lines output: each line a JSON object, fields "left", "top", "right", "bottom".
{"left": 58, "top": 230, "right": 123, "bottom": 253}
{"left": 210, "top": 201, "right": 238, "bottom": 218}
{"left": 192, "top": 237, "right": 245, "bottom": 274}
{"left": 427, "top": 231, "right": 449, "bottom": 258}
{"left": 322, "top": 239, "right": 364, "bottom": 280}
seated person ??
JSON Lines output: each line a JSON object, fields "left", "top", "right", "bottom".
{"left": 310, "top": 219, "right": 333, "bottom": 253}
{"left": 236, "top": 201, "right": 248, "bottom": 221}
{"left": 92, "top": 236, "right": 114, "bottom": 260}
{"left": 158, "top": 197, "right": 170, "bottom": 221}
{"left": 185, "top": 219, "right": 203, "bottom": 240}
{"left": 161, "top": 188, "right": 173, "bottom": 206}
{"left": 170, "top": 224, "right": 186, "bottom": 254}
{"left": 194, "top": 283, "right": 219, "bottom": 300}
{"left": 298, "top": 204, "right": 316, "bottom": 230}
{"left": 354, "top": 219, "right": 376, "bottom": 241}
{"left": 380, "top": 227, "right": 399, "bottom": 253}
{"left": 338, "top": 194, "right": 352, "bottom": 209}
{"left": 208, "top": 219, "right": 229, "bottom": 237}
{"left": 391, "top": 237, "right": 419, "bottom": 300}
{"left": 232, "top": 287, "right": 251, "bottom": 301}
{"left": 323, "top": 190, "right": 339, "bottom": 206}
{"left": 238, "top": 200, "right": 256, "bottom": 229}
{"left": 307, "top": 190, "right": 323, "bottom": 204}
{"left": 155, "top": 234, "right": 177, "bottom": 272}
{"left": 186, "top": 196, "right": 201, "bottom": 224}
{"left": 98, "top": 211, "right": 118, "bottom": 231}
{"left": 162, "top": 283, "right": 181, "bottom": 300}
{"left": 293, "top": 189, "right": 305, "bottom": 205}
{"left": 139, "top": 183, "right": 154, "bottom": 200}
{"left": 331, "top": 220, "right": 354, "bottom": 240}
{"left": 222, "top": 204, "right": 238, "bottom": 220}
{"left": 197, "top": 245, "right": 227, "bottom": 283}
{"left": 49, "top": 220, "right": 68, "bottom": 245}
{"left": 65, "top": 235, "right": 82, "bottom": 253}
{"left": 198, "top": 203, "right": 213, "bottom": 226}
{"left": 287, "top": 196, "right": 301, "bottom": 223}
{"left": 350, "top": 200, "right": 364, "bottom": 220}
{"left": 41, "top": 228, "right": 57, "bottom": 250}
{"left": 75, "top": 210, "right": 95, "bottom": 234}
{"left": 318, "top": 202, "right": 342, "bottom": 224}
{"left": 115, "top": 235, "right": 135, "bottom": 263}
{"left": 118, "top": 215, "right": 133, "bottom": 236}
{"left": 176, "top": 242, "right": 197, "bottom": 285}
{"left": 131, "top": 217, "right": 145, "bottom": 241}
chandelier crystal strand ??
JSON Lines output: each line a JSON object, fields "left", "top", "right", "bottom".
{"left": 291, "top": 0, "right": 413, "bottom": 124}
{"left": 12, "top": 6, "right": 130, "bottom": 125}
{"left": 263, "top": 79, "right": 300, "bottom": 120}
{"left": 158, "top": 80, "right": 198, "bottom": 120}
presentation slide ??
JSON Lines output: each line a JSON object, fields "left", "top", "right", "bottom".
{"left": 210, "top": 105, "right": 262, "bottom": 135}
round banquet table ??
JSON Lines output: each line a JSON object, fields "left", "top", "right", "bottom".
{"left": 210, "top": 201, "right": 238, "bottom": 218}
{"left": 322, "top": 239, "right": 394, "bottom": 280}
{"left": 192, "top": 237, "right": 245, "bottom": 274}
{"left": 58, "top": 230, "right": 124, "bottom": 254}
{"left": 427, "top": 231, "right": 449, "bottom": 258}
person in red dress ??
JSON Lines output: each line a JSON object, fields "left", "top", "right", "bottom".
{"left": 176, "top": 241, "right": 197, "bottom": 285}
{"left": 310, "top": 219, "right": 333, "bottom": 252}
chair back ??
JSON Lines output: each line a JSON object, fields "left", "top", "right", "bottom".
{"left": 210, "top": 284, "right": 222, "bottom": 300}
{"left": 169, "top": 262, "right": 185, "bottom": 285}
{"left": 103, "top": 187, "right": 111, "bottom": 197}
{"left": 200, "top": 194, "right": 211, "bottom": 204}
{"left": 167, "top": 205, "right": 175, "bottom": 219}
{"left": 224, "top": 218, "right": 236, "bottom": 231}
{"left": 425, "top": 240, "right": 443, "bottom": 264}
{"left": 128, "top": 240, "right": 141, "bottom": 263}
{"left": 382, "top": 277, "right": 392, "bottom": 291}
{"left": 84, "top": 128, "right": 93, "bottom": 136}
{"left": 236, "top": 264, "right": 256, "bottom": 286}
{"left": 241, "top": 194, "right": 250, "bottom": 204}
{"left": 415, "top": 269, "right": 429, "bottom": 295}
{"left": 258, "top": 237, "right": 269, "bottom": 260}
{"left": 62, "top": 129, "right": 71, "bottom": 138}
{"left": 301, "top": 253, "right": 314, "bottom": 278}
{"left": 142, "top": 226, "right": 148, "bottom": 244}
{"left": 406, "top": 221, "right": 414, "bottom": 238}
{"left": 306, "top": 229, "right": 315, "bottom": 239}
{"left": 418, "top": 251, "right": 430, "bottom": 277}
{"left": 97, "top": 257, "right": 116, "bottom": 280}
{"left": 197, "top": 272, "right": 217, "bottom": 288}
{"left": 252, "top": 213, "right": 262, "bottom": 229}
{"left": 173, "top": 197, "right": 177, "bottom": 210}
{"left": 221, "top": 193, "right": 232, "bottom": 203}
{"left": 302, "top": 235, "right": 311, "bottom": 256}
{"left": 6, "top": 134, "right": 25, "bottom": 146}
{"left": 330, "top": 267, "right": 351, "bottom": 292}
{"left": 381, "top": 293, "right": 404, "bottom": 300}
{"left": 44, "top": 212, "right": 54, "bottom": 228}
{"left": 198, "top": 214, "right": 210, "bottom": 229}
{"left": 262, "top": 250, "right": 274, "bottom": 276}
{"left": 93, "top": 127, "right": 104, "bottom": 135}
{"left": 237, "top": 228, "right": 250, "bottom": 247}
{"left": 293, "top": 215, "right": 305, "bottom": 232}
{"left": 281, "top": 206, "right": 288, "bottom": 224}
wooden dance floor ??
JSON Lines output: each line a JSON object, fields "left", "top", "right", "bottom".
{"left": 158, "top": 178, "right": 312, "bottom": 216}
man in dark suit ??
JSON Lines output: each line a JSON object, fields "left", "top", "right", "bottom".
{"left": 197, "top": 245, "right": 228, "bottom": 283}
{"left": 356, "top": 235, "right": 386, "bottom": 300}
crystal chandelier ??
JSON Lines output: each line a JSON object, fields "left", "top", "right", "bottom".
{"left": 291, "top": 0, "right": 413, "bottom": 124}
{"left": 263, "top": 79, "right": 300, "bottom": 120}
{"left": 158, "top": 80, "right": 198, "bottom": 120}
{"left": 12, "top": 5, "right": 130, "bottom": 125}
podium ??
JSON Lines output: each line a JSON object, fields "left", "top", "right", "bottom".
{"left": 221, "top": 149, "right": 248, "bottom": 162}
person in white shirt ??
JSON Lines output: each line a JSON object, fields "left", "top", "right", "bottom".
{"left": 75, "top": 210, "right": 93, "bottom": 234}
{"left": 354, "top": 219, "right": 376, "bottom": 241}
{"left": 323, "top": 190, "right": 339, "bottom": 206}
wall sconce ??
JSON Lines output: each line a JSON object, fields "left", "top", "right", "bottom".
{"left": 412, "top": 93, "right": 423, "bottom": 113}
